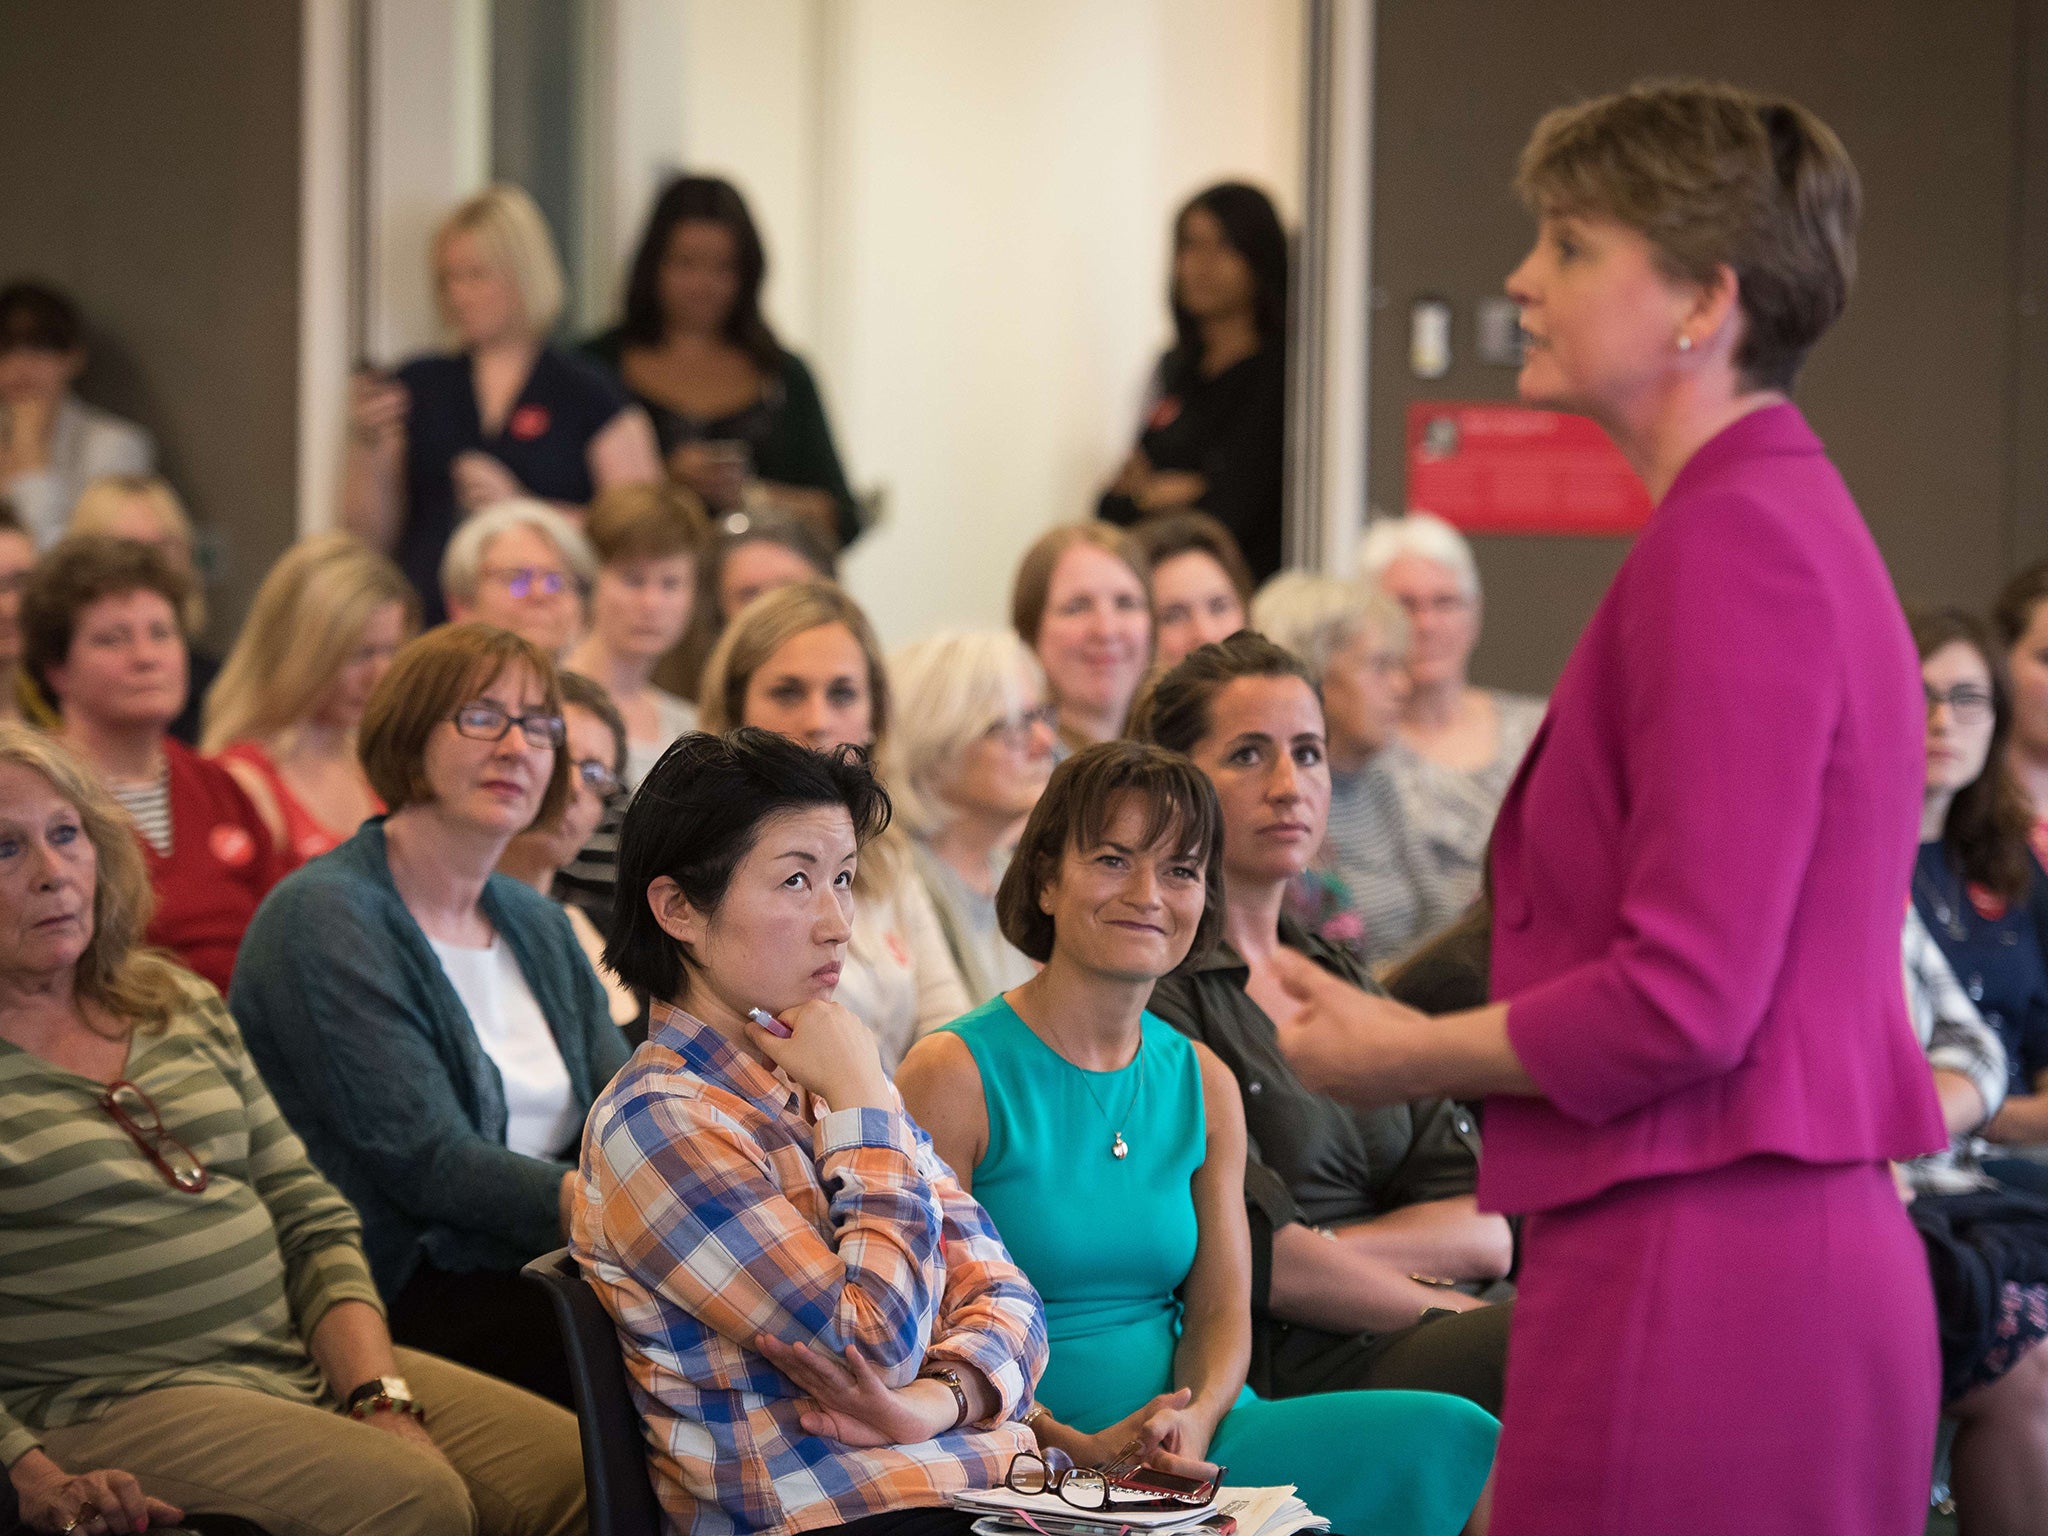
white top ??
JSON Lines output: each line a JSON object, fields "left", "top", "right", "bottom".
{"left": 835, "top": 868, "right": 971, "bottom": 1074}
{"left": 3, "top": 395, "right": 155, "bottom": 548}
{"left": 624, "top": 688, "right": 700, "bottom": 789}
{"left": 428, "top": 934, "right": 580, "bottom": 1158}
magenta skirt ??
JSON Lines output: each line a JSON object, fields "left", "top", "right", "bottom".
{"left": 1491, "top": 1155, "right": 1939, "bottom": 1536}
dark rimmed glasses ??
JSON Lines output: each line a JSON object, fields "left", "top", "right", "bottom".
{"left": 480, "top": 565, "right": 576, "bottom": 600}
{"left": 99, "top": 1080, "right": 209, "bottom": 1193}
{"left": 451, "top": 702, "right": 567, "bottom": 751}
{"left": 1008, "top": 1448, "right": 1112, "bottom": 1510}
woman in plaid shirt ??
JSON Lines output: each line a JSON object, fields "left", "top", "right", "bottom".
{"left": 573, "top": 727, "right": 1047, "bottom": 1536}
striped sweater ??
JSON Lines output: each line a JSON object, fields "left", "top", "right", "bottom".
{"left": 0, "top": 974, "right": 383, "bottom": 1466}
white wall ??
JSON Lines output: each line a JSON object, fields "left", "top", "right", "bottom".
{"left": 672, "top": 0, "right": 1305, "bottom": 647}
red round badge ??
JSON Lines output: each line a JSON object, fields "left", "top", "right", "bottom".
{"left": 508, "top": 404, "right": 551, "bottom": 441}
{"left": 210, "top": 824, "right": 256, "bottom": 869}
{"left": 1968, "top": 882, "right": 2010, "bottom": 922}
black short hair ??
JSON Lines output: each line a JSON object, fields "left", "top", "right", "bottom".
{"left": 0, "top": 282, "right": 82, "bottom": 354}
{"left": 606, "top": 727, "right": 892, "bottom": 1003}
{"left": 996, "top": 739, "right": 1223, "bottom": 974}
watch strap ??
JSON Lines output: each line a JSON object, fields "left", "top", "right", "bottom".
{"left": 924, "top": 1366, "right": 969, "bottom": 1430}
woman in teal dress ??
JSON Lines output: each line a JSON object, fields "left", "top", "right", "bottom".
{"left": 898, "top": 742, "right": 1497, "bottom": 1536}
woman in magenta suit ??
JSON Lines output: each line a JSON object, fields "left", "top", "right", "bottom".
{"left": 1272, "top": 82, "right": 1947, "bottom": 1535}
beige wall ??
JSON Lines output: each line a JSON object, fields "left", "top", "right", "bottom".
{"left": 672, "top": 0, "right": 1306, "bottom": 647}
{"left": 0, "top": 0, "right": 303, "bottom": 646}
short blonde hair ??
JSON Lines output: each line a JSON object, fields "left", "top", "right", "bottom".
{"left": 1357, "top": 512, "right": 1479, "bottom": 602}
{"left": 0, "top": 723, "right": 188, "bottom": 1028}
{"left": 434, "top": 183, "right": 566, "bottom": 337}
{"left": 886, "top": 631, "right": 1047, "bottom": 839}
{"left": 440, "top": 498, "right": 597, "bottom": 607}
{"left": 202, "top": 533, "right": 418, "bottom": 754}
{"left": 1251, "top": 572, "right": 1408, "bottom": 681}
{"left": 1516, "top": 80, "right": 1859, "bottom": 391}
{"left": 68, "top": 474, "right": 206, "bottom": 635}
{"left": 357, "top": 623, "right": 571, "bottom": 828}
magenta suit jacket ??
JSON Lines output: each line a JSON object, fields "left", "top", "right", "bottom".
{"left": 1479, "top": 403, "right": 1945, "bottom": 1215}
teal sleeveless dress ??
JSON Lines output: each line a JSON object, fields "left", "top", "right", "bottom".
{"left": 941, "top": 997, "right": 1497, "bottom": 1536}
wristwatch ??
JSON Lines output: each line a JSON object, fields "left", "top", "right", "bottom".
{"left": 345, "top": 1375, "right": 425, "bottom": 1423}
{"left": 923, "top": 1366, "right": 970, "bottom": 1430}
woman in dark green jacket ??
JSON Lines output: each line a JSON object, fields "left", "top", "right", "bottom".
{"left": 1132, "top": 632, "right": 1513, "bottom": 1413}
{"left": 231, "top": 624, "right": 628, "bottom": 1409}
{"left": 587, "top": 175, "right": 859, "bottom": 550}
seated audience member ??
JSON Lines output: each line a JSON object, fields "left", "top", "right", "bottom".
{"left": 0, "top": 501, "right": 40, "bottom": 725}
{"left": 898, "top": 743, "right": 1497, "bottom": 1536}
{"left": 573, "top": 727, "right": 1046, "bottom": 1536}
{"left": 0, "top": 724, "right": 585, "bottom": 1536}
{"left": 1129, "top": 635, "right": 1512, "bottom": 1412}
{"left": 24, "top": 536, "right": 280, "bottom": 994}
{"left": 700, "top": 582, "right": 968, "bottom": 1069}
{"left": 342, "top": 184, "right": 660, "bottom": 626}
{"left": 441, "top": 497, "right": 595, "bottom": 659}
{"left": 563, "top": 482, "right": 707, "bottom": 784}
{"left": 658, "top": 506, "right": 834, "bottom": 701}
{"left": 0, "top": 281, "right": 153, "bottom": 549}
{"left": 229, "top": 623, "right": 629, "bottom": 1407}
{"left": 497, "top": 670, "right": 641, "bottom": 1030}
{"left": 1993, "top": 560, "right": 2048, "bottom": 859}
{"left": 1131, "top": 511, "right": 1254, "bottom": 669}
{"left": 1359, "top": 513, "right": 1544, "bottom": 914}
{"left": 1097, "top": 185, "right": 1288, "bottom": 582}
{"left": 889, "top": 631, "right": 1054, "bottom": 1004}
{"left": 1912, "top": 607, "right": 2048, "bottom": 1192}
{"left": 1254, "top": 572, "right": 1458, "bottom": 967}
{"left": 203, "top": 531, "right": 415, "bottom": 868}
{"left": 69, "top": 473, "right": 218, "bottom": 744}
{"left": 1897, "top": 905, "right": 2048, "bottom": 1536}
{"left": 1010, "top": 523, "right": 1151, "bottom": 756}
{"left": 586, "top": 175, "right": 860, "bottom": 548}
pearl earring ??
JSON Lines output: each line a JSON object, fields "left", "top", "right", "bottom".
{"left": 1676, "top": 333, "right": 1694, "bottom": 353}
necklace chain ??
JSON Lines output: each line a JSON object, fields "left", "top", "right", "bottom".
{"left": 1037, "top": 1017, "right": 1144, "bottom": 1160}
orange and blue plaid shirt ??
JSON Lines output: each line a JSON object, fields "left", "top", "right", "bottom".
{"left": 572, "top": 1004, "right": 1046, "bottom": 1536}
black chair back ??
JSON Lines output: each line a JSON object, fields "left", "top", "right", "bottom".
{"left": 522, "top": 1247, "right": 666, "bottom": 1536}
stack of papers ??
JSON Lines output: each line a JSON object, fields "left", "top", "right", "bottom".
{"left": 947, "top": 1485, "right": 1327, "bottom": 1536}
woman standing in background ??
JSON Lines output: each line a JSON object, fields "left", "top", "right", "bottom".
{"left": 587, "top": 175, "right": 859, "bottom": 550}
{"left": 343, "top": 184, "right": 661, "bottom": 626}
{"left": 1099, "top": 182, "right": 1288, "bottom": 583}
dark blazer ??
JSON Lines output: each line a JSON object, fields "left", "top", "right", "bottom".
{"left": 1482, "top": 404, "right": 1945, "bottom": 1214}
{"left": 230, "top": 818, "right": 629, "bottom": 1294}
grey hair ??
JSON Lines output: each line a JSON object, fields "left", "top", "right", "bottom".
{"left": 885, "top": 629, "right": 1047, "bottom": 839}
{"left": 439, "top": 497, "right": 598, "bottom": 606}
{"left": 1250, "top": 571, "right": 1408, "bottom": 680}
{"left": 1357, "top": 511, "right": 1480, "bottom": 602}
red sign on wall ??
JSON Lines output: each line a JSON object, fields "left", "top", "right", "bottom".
{"left": 1405, "top": 401, "right": 1652, "bottom": 536}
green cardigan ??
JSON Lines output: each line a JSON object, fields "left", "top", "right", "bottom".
{"left": 228, "top": 819, "right": 629, "bottom": 1296}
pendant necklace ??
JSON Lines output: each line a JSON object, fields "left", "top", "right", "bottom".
{"left": 1070, "top": 1037, "right": 1145, "bottom": 1160}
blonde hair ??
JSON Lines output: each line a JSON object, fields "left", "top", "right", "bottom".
{"left": 699, "top": 580, "right": 908, "bottom": 894}
{"left": 434, "top": 183, "right": 566, "bottom": 337}
{"left": 68, "top": 474, "right": 206, "bottom": 635}
{"left": 0, "top": 724, "right": 187, "bottom": 1029}
{"left": 202, "top": 533, "right": 418, "bottom": 754}
{"left": 887, "top": 631, "right": 1047, "bottom": 840}
{"left": 1251, "top": 572, "right": 1408, "bottom": 681}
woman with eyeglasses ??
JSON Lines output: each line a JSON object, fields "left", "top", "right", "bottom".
{"left": 230, "top": 623, "right": 629, "bottom": 1406}
{"left": 0, "top": 724, "right": 587, "bottom": 1536}
{"left": 203, "top": 532, "right": 416, "bottom": 869}
{"left": 897, "top": 743, "right": 1499, "bottom": 1536}
{"left": 497, "top": 670, "right": 642, "bottom": 1030}
{"left": 1911, "top": 607, "right": 2048, "bottom": 1195}
{"left": 441, "top": 498, "right": 597, "bottom": 661}
{"left": 888, "top": 631, "right": 1055, "bottom": 1005}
